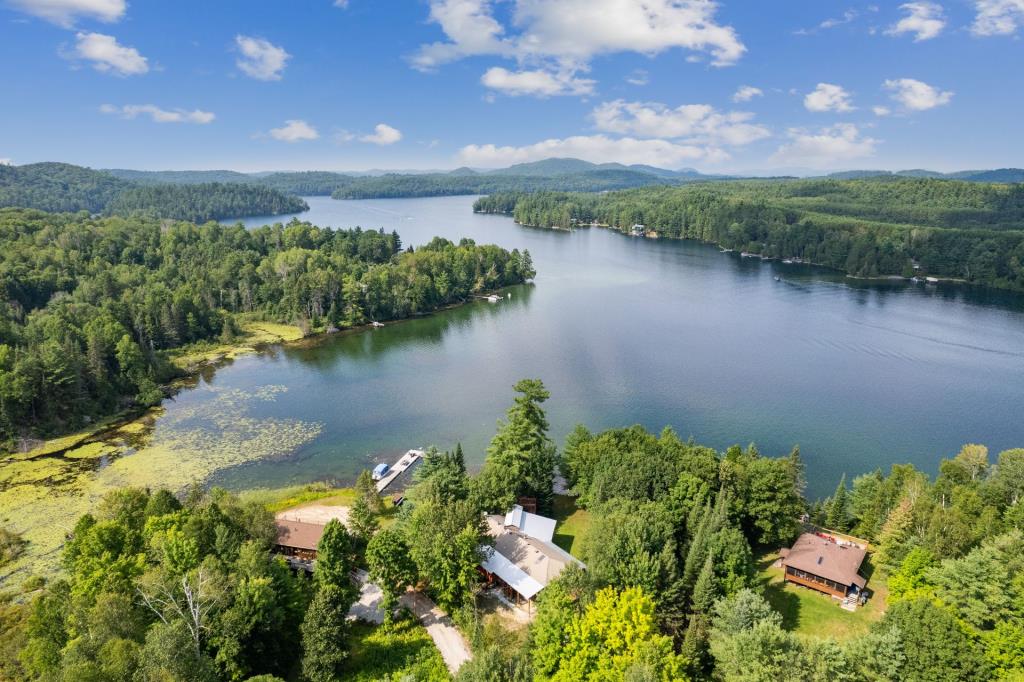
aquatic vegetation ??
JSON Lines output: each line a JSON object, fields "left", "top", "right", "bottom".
{"left": 168, "top": 321, "right": 305, "bottom": 370}
{"left": 0, "top": 384, "right": 322, "bottom": 584}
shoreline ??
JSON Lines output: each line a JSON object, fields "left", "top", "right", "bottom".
{"left": 499, "top": 214, "right": 981, "bottom": 290}
{"left": 5, "top": 290, "right": 519, "bottom": 460}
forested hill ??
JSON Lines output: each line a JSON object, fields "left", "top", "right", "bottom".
{"left": 0, "top": 162, "right": 307, "bottom": 220}
{"left": 0, "top": 162, "right": 130, "bottom": 213}
{"left": 105, "top": 182, "right": 307, "bottom": 222}
{"left": 0, "top": 208, "right": 534, "bottom": 443}
{"left": 475, "top": 176, "right": 1024, "bottom": 292}
{"left": 331, "top": 168, "right": 680, "bottom": 199}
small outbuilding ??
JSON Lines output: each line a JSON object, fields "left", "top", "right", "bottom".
{"left": 780, "top": 533, "right": 867, "bottom": 599}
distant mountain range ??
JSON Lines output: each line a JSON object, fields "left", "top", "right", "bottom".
{"left": 822, "top": 168, "right": 1024, "bottom": 183}
{"left": 2, "top": 159, "right": 1020, "bottom": 216}
{"left": 102, "top": 159, "right": 1024, "bottom": 188}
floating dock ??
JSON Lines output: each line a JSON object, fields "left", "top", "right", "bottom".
{"left": 375, "top": 449, "right": 425, "bottom": 492}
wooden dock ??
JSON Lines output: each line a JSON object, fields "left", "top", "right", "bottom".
{"left": 375, "top": 449, "right": 424, "bottom": 492}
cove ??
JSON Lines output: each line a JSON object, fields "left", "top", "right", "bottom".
{"left": 203, "top": 194, "right": 1024, "bottom": 499}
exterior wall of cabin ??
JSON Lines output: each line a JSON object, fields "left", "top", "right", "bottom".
{"left": 783, "top": 564, "right": 849, "bottom": 597}
{"left": 275, "top": 545, "right": 317, "bottom": 561}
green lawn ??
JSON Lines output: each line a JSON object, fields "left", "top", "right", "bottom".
{"left": 757, "top": 551, "right": 887, "bottom": 640}
{"left": 551, "top": 494, "right": 592, "bottom": 556}
{"left": 346, "top": 615, "right": 450, "bottom": 681}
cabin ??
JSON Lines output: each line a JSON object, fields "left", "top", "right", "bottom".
{"left": 273, "top": 519, "right": 325, "bottom": 561}
{"left": 780, "top": 533, "right": 867, "bottom": 599}
{"left": 478, "top": 505, "right": 584, "bottom": 610}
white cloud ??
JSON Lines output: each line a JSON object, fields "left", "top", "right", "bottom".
{"left": 591, "top": 100, "right": 770, "bottom": 146}
{"left": 883, "top": 77, "right": 953, "bottom": 110}
{"left": 333, "top": 0, "right": 348, "bottom": 6}
{"left": 7, "top": 0, "right": 124, "bottom": 27}
{"left": 772, "top": 123, "right": 878, "bottom": 168}
{"left": 481, "top": 66, "right": 594, "bottom": 97}
{"left": 360, "top": 123, "right": 403, "bottom": 145}
{"left": 412, "top": 0, "right": 746, "bottom": 96}
{"left": 71, "top": 32, "right": 148, "bottom": 76}
{"left": 872, "top": 105, "right": 891, "bottom": 116}
{"left": 269, "top": 119, "right": 318, "bottom": 142}
{"left": 235, "top": 35, "right": 290, "bottom": 81}
{"left": 804, "top": 83, "right": 855, "bottom": 112}
{"left": 626, "top": 69, "right": 649, "bottom": 86}
{"left": 795, "top": 9, "right": 857, "bottom": 35}
{"left": 732, "top": 85, "right": 763, "bottom": 102}
{"left": 971, "top": 0, "right": 1024, "bottom": 35}
{"left": 886, "top": 2, "right": 946, "bottom": 41}
{"left": 458, "top": 134, "right": 727, "bottom": 168}
{"left": 100, "top": 104, "right": 215, "bottom": 124}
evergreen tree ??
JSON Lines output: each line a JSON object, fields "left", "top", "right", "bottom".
{"left": 826, "top": 474, "right": 849, "bottom": 531}
{"left": 314, "top": 519, "right": 355, "bottom": 597}
{"left": 348, "top": 495, "right": 378, "bottom": 546}
{"left": 354, "top": 469, "right": 384, "bottom": 514}
{"left": 473, "top": 379, "right": 558, "bottom": 513}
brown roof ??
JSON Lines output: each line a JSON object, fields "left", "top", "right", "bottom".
{"left": 782, "top": 533, "right": 866, "bottom": 588}
{"left": 274, "top": 519, "right": 325, "bottom": 551}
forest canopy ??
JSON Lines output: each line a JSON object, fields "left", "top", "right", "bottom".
{"left": 0, "top": 163, "right": 306, "bottom": 221}
{"left": 475, "top": 176, "right": 1024, "bottom": 292}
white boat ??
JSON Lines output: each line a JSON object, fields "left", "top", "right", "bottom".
{"left": 782, "top": 259, "right": 794, "bottom": 264}
{"left": 370, "top": 321, "right": 384, "bottom": 328}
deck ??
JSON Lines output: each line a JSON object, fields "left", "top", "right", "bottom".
{"left": 375, "top": 449, "right": 424, "bottom": 492}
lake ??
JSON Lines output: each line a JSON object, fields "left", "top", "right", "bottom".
{"left": 203, "top": 195, "right": 1024, "bottom": 498}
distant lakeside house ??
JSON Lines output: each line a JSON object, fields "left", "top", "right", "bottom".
{"left": 780, "top": 532, "right": 867, "bottom": 600}
{"left": 478, "top": 504, "right": 584, "bottom": 610}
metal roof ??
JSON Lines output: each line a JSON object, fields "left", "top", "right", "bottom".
{"left": 480, "top": 547, "right": 546, "bottom": 600}
{"left": 503, "top": 504, "right": 557, "bottom": 543}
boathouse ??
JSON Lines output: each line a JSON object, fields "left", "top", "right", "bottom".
{"left": 780, "top": 532, "right": 867, "bottom": 598}
{"left": 478, "top": 505, "right": 583, "bottom": 608}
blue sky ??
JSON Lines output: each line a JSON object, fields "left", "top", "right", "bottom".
{"left": 1, "top": 0, "right": 1022, "bottom": 173}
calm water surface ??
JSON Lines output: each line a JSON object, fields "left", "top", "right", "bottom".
{"left": 199, "top": 195, "right": 1024, "bottom": 498}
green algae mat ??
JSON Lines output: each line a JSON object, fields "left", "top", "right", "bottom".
{"left": 0, "top": 384, "right": 322, "bottom": 585}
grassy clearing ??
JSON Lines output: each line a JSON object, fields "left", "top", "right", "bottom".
{"left": 551, "top": 494, "right": 591, "bottom": 556}
{"left": 757, "top": 551, "right": 887, "bottom": 641}
{"left": 346, "top": 614, "right": 450, "bottom": 681}
{"left": 242, "top": 483, "right": 400, "bottom": 528}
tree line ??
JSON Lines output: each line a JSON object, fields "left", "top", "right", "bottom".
{"left": 1, "top": 163, "right": 307, "bottom": 221}
{"left": 475, "top": 176, "right": 1024, "bottom": 291}
{"left": 0, "top": 208, "right": 534, "bottom": 444}
{"left": 330, "top": 170, "right": 681, "bottom": 200}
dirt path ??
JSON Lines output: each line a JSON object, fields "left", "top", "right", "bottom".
{"left": 350, "top": 570, "right": 472, "bottom": 675}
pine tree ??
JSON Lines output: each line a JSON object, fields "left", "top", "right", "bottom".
{"left": 348, "top": 495, "right": 378, "bottom": 546}
{"left": 876, "top": 498, "right": 915, "bottom": 569}
{"left": 826, "top": 474, "right": 849, "bottom": 531}
{"left": 355, "top": 469, "right": 383, "bottom": 514}
{"left": 691, "top": 555, "right": 718, "bottom": 615}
